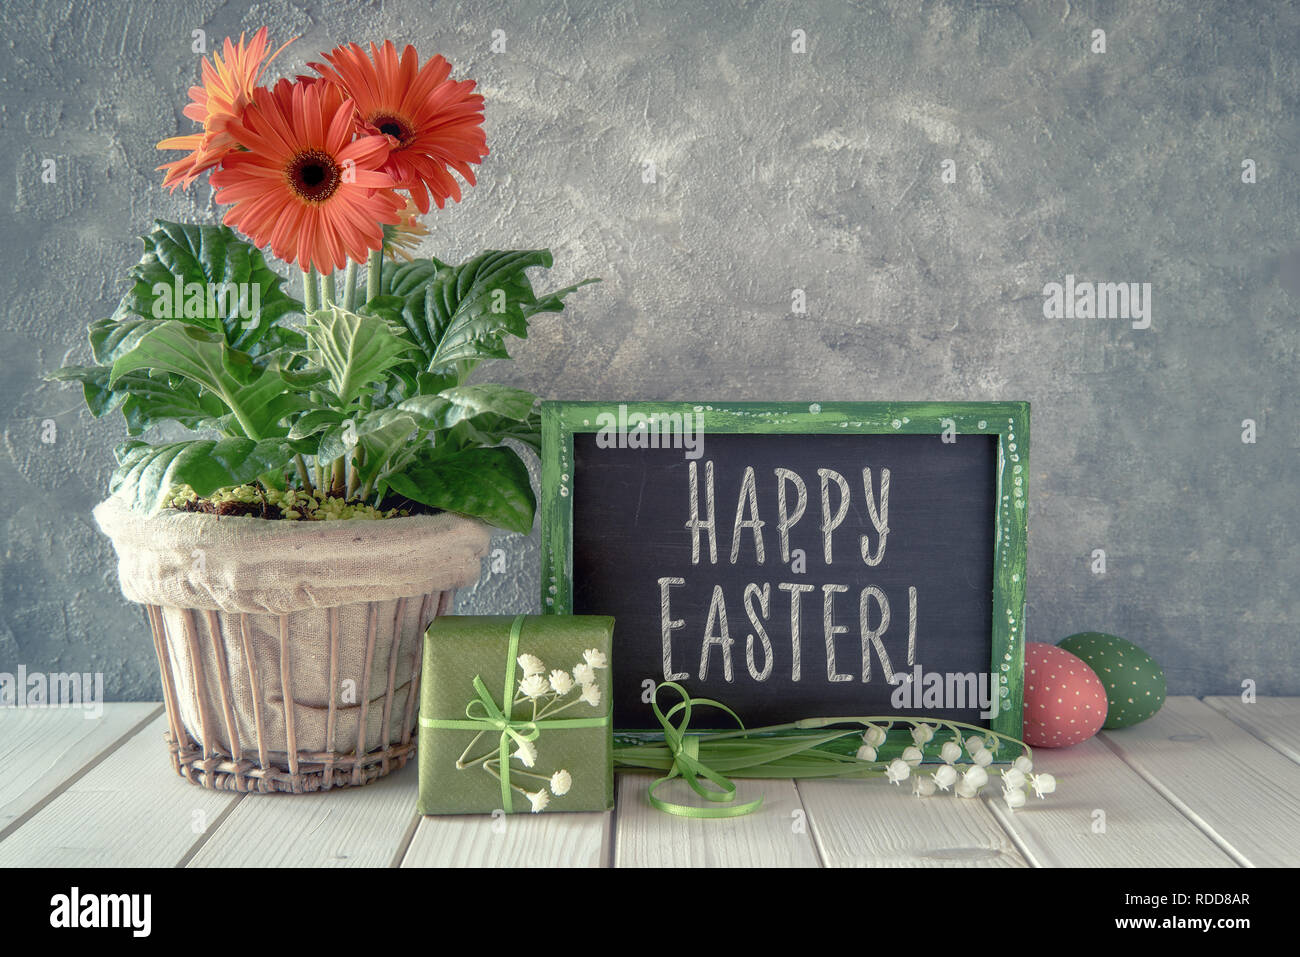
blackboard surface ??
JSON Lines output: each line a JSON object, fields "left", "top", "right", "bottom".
{"left": 569, "top": 430, "right": 998, "bottom": 728}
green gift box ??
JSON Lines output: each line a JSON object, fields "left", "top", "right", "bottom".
{"left": 417, "top": 614, "right": 615, "bottom": 815}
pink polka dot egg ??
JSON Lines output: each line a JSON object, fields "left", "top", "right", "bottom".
{"left": 1021, "top": 642, "right": 1108, "bottom": 748}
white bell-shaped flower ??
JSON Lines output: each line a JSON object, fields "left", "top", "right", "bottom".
{"left": 933, "top": 764, "right": 958, "bottom": 791}
{"left": 1030, "top": 772, "right": 1057, "bottom": 798}
{"left": 885, "top": 758, "right": 910, "bottom": 785}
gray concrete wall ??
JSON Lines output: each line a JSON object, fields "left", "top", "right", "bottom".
{"left": 1, "top": 0, "right": 1296, "bottom": 700}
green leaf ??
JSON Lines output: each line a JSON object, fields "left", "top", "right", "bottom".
{"left": 385, "top": 445, "right": 536, "bottom": 533}
{"left": 119, "top": 371, "right": 229, "bottom": 435}
{"left": 379, "top": 250, "right": 597, "bottom": 374}
{"left": 108, "top": 321, "right": 298, "bottom": 438}
{"left": 303, "top": 305, "right": 415, "bottom": 407}
{"left": 451, "top": 409, "right": 542, "bottom": 454}
{"left": 315, "top": 409, "right": 421, "bottom": 471}
{"left": 287, "top": 408, "right": 347, "bottom": 440}
{"left": 109, "top": 438, "right": 292, "bottom": 513}
{"left": 47, "top": 365, "right": 130, "bottom": 418}
{"left": 109, "top": 322, "right": 239, "bottom": 395}
{"left": 115, "top": 220, "right": 301, "bottom": 352}
{"left": 425, "top": 384, "right": 537, "bottom": 428}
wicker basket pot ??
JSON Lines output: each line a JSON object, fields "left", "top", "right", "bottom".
{"left": 94, "top": 495, "right": 491, "bottom": 793}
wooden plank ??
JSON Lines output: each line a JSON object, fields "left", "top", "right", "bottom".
{"left": 0, "top": 715, "right": 239, "bottom": 867}
{"left": 402, "top": 806, "right": 611, "bottom": 868}
{"left": 980, "top": 736, "right": 1237, "bottom": 867}
{"left": 613, "top": 772, "right": 820, "bottom": 867}
{"left": 188, "top": 763, "right": 421, "bottom": 868}
{"left": 797, "top": 776, "right": 1027, "bottom": 867}
{"left": 1202, "top": 696, "right": 1300, "bottom": 765}
{"left": 1099, "top": 697, "right": 1300, "bottom": 867}
{"left": 0, "top": 703, "right": 161, "bottom": 836}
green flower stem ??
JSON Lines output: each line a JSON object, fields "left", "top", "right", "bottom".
{"left": 294, "top": 454, "right": 315, "bottom": 495}
{"left": 319, "top": 270, "right": 336, "bottom": 307}
{"left": 346, "top": 446, "right": 364, "bottom": 499}
{"left": 358, "top": 475, "right": 376, "bottom": 503}
{"left": 303, "top": 268, "right": 319, "bottom": 314}
{"left": 534, "top": 696, "right": 590, "bottom": 719}
{"left": 330, "top": 457, "right": 346, "bottom": 498}
{"left": 342, "top": 260, "right": 359, "bottom": 312}
{"left": 510, "top": 769, "right": 553, "bottom": 784}
{"left": 366, "top": 249, "right": 382, "bottom": 303}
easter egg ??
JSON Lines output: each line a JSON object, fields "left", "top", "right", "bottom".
{"left": 1021, "top": 642, "right": 1108, "bottom": 748}
{"left": 1058, "top": 631, "right": 1166, "bottom": 729}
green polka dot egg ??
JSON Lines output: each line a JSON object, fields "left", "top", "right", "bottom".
{"left": 1057, "top": 632, "right": 1166, "bottom": 729}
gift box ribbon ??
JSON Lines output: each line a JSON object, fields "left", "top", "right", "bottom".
{"left": 645, "top": 681, "right": 764, "bottom": 819}
{"left": 420, "top": 614, "right": 609, "bottom": 813}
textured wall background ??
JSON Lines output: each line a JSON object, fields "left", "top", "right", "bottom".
{"left": 1, "top": 0, "right": 1296, "bottom": 700}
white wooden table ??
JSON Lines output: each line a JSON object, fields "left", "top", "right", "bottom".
{"left": 2, "top": 697, "right": 1297, "bottom": 867}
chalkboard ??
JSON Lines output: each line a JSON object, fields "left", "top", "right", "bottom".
{"left": 541, "top": 402, "right": 1028, "bottom": 739}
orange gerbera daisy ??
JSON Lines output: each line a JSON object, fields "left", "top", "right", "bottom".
{"left": 156, "top": 27, "right": 293, "bottom": 191}
{"left": 309, "top": 41, "right": 488, "bottom": 214}
{"left": 210, "top": 78, "right": 405, "bottom": 274}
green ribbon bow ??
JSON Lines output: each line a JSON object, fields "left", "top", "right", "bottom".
{"left": 646, "top": 681, "right": 764, "bottom": 819}
{"left": 420, "top": 615, "right": 608, "bottom": 813}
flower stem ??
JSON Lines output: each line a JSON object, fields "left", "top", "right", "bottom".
{"left": 319, "top": 270, "right": 336, "bottom": 307}
{"left": 294, "top": 455, "right": 315, "bottom": 495}
{"left": 303, "top": 268, "right": 319, "bottom": 314}
{"left": 342, "top": 260, "right": 359, "bottom": 311}
{"left": 366, "top": 249, "right": 382, "bottom": 304}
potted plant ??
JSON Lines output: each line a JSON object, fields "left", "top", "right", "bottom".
{"left": 49, "top": 30, "right": 594, "bottom": 793}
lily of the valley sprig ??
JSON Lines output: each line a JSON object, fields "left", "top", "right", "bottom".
{"left": 855, "top": 719, "right": 1058, "bottom": 808}
{"left": 615, "top": 708, "right": 1060, "bottom": 813}
{"left": 453, "top": 648, "right": 609, "bottom": 812}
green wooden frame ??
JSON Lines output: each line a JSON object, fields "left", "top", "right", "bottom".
{"left": 540, "top": 401, "right": 1029, "bottom": 745}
